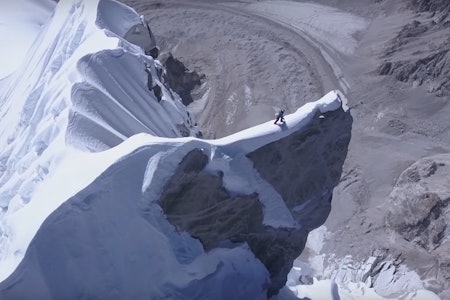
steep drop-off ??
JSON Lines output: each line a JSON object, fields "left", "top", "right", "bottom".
{"left": 160, "top": 106, "right": 352, "bottom": 296}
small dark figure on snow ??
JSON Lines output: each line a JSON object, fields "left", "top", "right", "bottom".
{"left": 144, "top": 62, "right": 162, "bottom": 102}
{"left": 274, "top": 109, "right": 285, "bottom": 124}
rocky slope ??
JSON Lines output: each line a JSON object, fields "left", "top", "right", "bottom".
{"left": 386, "top": 154, "right": 450, "bottom": 297}
{"left": 379, "top": 0, "right": 450, "bottom": 96}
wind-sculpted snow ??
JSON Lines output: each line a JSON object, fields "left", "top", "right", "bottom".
{"left": 0, "top": 0, "right": 352, "bottom": 298}
{"left": 71, "top": 50, "right": 193, "bottom": 148}
{"left": 0, "top": 141, "right": 270, "bottom": 300}
{"left": 0, "top": 0, "right": 197, "bottom": 196}
{"left": 96, "top": 0, "right": 142, "bottom": 36}
{"left": 0, "top": 0, "right": 196, "bottom": 282}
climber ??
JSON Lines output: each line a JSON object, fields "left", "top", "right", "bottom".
{"left": 274, "top": 109, "right": 285, "bottom": 124}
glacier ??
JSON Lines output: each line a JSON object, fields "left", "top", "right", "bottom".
{"left": 0, "top": 0, "right": 356, "bottom": 299}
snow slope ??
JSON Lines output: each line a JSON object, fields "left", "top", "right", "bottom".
{"left": 0, "top": 0, "right": 199, "bottom": 210}
{"left": 3, "top": 0, "right": 431, "bottom": 299}
{"left": 0, "top": 0, "right": 198, "bottom": 283}
{"left": 0, "top": 0, "right": 56, "bottom": 80}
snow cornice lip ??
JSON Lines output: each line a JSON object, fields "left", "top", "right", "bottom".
{"left": 211, "top": 89, "right": 348, "bottom": 155}
{"left": 118, "top": 89, "right": 348, "bottom": 158}
{"left": 117, "top": 89, "right": 348, "bottom": 157}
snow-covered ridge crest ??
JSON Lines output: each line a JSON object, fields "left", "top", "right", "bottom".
{"left": 0, "top": 88, "right": 348, "bottom": 298}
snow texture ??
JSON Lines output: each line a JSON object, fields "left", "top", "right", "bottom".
{"left": 280, "top": 225, "right": 441, "bottom": 300}
{"left": 0, "top": 0, "right": 56, "bottom": 80}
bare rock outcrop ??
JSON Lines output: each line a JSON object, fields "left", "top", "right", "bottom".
{"left": 386, "top": 154, "right": 450, "bottom": 298}
{"left": 410, "top": 0, "right": 450, "bottom": 13}
{"left": 379, "top": 49, "right": 450, "bottom": 95}
{"left": 159, "top": 52, "right": 204, "bottom": 106}
{"left": 292, "top": 154, "right": 449, "bottom": 298}
{"left": 379, "top": 0, "right": 450, "bottom": 96}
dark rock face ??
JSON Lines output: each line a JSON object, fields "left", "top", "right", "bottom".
{"left": 160, "top": 149, "right": 264, "bottom": 251}
{"left": 160, "top": 52, "right": 203, "bottom": 106}
{"left": 144, "top": 67, "right": 163, "bottom": 102}
{"left": 248, "top": 108, "right": 353, "bottom": 232}
{"left": 379, "top": 3, "right": 450, "bottom": 96}
{"left": 380, "top": 49, "right": 450, "bottom": 95}
{"left": 383, "top": 20, "right": 429, "bottom": 57}
{"left": 386, "top": 154, "right": 450, "bottom": 297}
{"left": 160, "top": 149, "right": 301, "bottom": 297}
{"left": 410, "top": 0, "right": 450, "bottom": 12}
{"left": 160, "top": 107, "right": 352, "bottom": 297}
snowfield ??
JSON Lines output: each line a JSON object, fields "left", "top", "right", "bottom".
{"left": 0, "top": 0, "right": 443, "bottom": 299}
